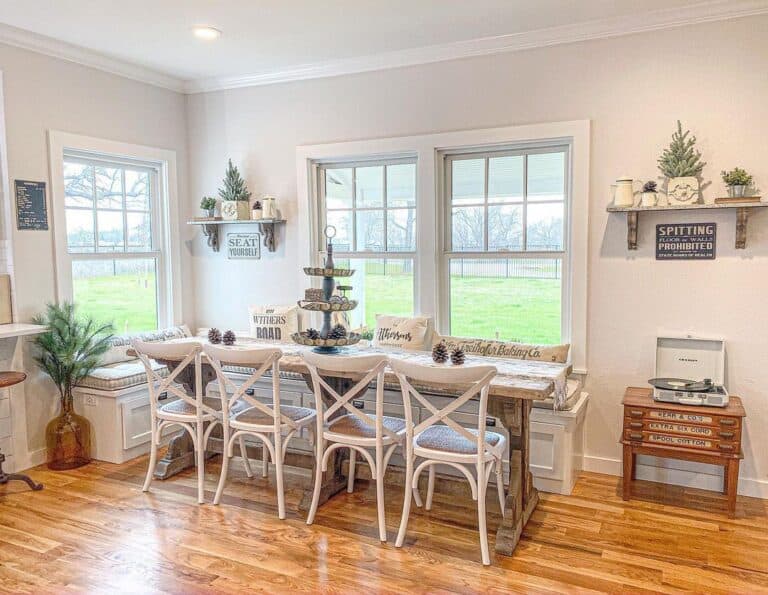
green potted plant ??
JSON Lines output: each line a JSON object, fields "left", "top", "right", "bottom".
{"left": 32, "top": 303, "right": 114, "bottom": 470}
{"left": 219, "top": 159, "right": 252, "bottom": 221}
{"left": 658, "top": 121, "right": 706, "bottom": 205}
{"left": 721, "top": 167, "right": 753, "bottom": 198}
{"left": 200, "top": 196, "right": 217, "bottom": 218}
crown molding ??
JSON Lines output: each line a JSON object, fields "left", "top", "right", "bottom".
{"left": 0, "top": 23, "right": 185, "bottom": 93}
{"left": 185, "top": 0, "right": 768, "bottom": 94}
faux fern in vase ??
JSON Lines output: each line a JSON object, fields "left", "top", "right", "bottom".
{"left": 658, "top": 121, "right": 706, "bottom": 205}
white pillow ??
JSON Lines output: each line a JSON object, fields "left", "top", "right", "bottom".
{"left": 373, "top": 315, "right": 431, "bottom": 351}
{"left": 248, "top": 305, "right": 299, "bottom": 342}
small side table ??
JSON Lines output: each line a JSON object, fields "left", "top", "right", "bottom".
{"left": 0, "top": 372, "right": 43, "bottom": 492}
{"left": 621, "top": 387, "right": 744, "bottom": 517}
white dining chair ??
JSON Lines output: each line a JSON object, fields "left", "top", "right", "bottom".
{"left": 302, "top": 351, "right": 404, "bottom": 542}
{"left": 204, "top": 344, "right": 316, "bottom": 519}
{"left": 391, "top": 359, "right": 503, "bottom": 565}
{"left": 133, "top": 339, "right": 218, "bottom": 504}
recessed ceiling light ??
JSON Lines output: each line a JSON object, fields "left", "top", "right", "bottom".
{"left": 192, "top": 25, "right": 221, "bottom": 41}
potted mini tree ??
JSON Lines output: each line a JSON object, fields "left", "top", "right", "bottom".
{"left": 219, "top": 159, "right": 252, "bottom": 220}
{"left": 658, "top": 121, "right": 706, "bottom": 205}
{"left": 200, "top": 196, "right": 217, "bottom": 218}
{"left": 721, "top": 167, "right": 753, "bottom": 198}
{"left": 33, "top": 303, "right": 114, "bottom": 470}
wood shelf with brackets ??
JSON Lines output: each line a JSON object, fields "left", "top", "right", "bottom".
{"left": 187, "top": 218, "right": 286, "bottom": 253}
{"left": 606, "top": 200, "right": 767, "bottom": 250}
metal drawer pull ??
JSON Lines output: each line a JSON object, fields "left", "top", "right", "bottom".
{"left": 352, "top": 399, "right": 365, "bottom": 409}
{"left": 629, "top": 432, "right": 643, "bottom": 440}
{"left": 629, "top": 410, "right": 644, "bottom": 418}
{"left": 719, "top": 418, "right": 736, "bottom": 426}
{"left": 245, "top": 388, "right": 255, "bottom": 396}
{"left": 719, "top": 431, "right": 735, "bottom": 439}
{"left": 718, "top": 444, "right": 734, "bottom": 451}
{"left": 158, "top": 392, "right": 168, "bottom": 401}
{"left": 629, "top": 422, "right": 643, "bottom": 429}
{"left": 485, "top": 416, "right": 496, "bottom": 427}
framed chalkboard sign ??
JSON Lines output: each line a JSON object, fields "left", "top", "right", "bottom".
{"left": 15, "top": 180, "right": 48, "bottom": 230}
{"left": 656, "top": 223, "right": 716, "bottom": 260}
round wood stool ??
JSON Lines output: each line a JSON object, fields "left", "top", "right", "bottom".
{"left": 0, "top": 372, "right": 43, "bottom": 491}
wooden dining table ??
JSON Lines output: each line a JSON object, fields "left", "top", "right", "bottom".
{"left": 137, "top": 339, "right": 570, "bottom": 557}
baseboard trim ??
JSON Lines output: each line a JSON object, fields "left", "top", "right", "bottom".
{"left": 583, "top": 454, "right": 768, "bottom": 499}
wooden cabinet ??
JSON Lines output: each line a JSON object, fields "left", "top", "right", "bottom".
{"left": 621, "top": 387, "right": 745, "bottom": 517}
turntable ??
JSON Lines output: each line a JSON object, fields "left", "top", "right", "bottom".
{"left": 649, "top": 336, "right": 729, "bottom": 407}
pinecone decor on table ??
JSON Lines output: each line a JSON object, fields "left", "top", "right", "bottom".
{"left": 432, "top": 341, "right": 449, "bottom": 363}
{"left": 304, "top": 328, "right": 320, "bottom": 340}
{"left": 328, "top": 324, "right": 347, "bottom": 340}
{"left": 208, "top": 327, "right": 222, "bottom": 344}
{"left": 450, "top": 346, "right": 466, "bottom": 366}
{"left": 222, "top": 330, "right": 236, "bottom": 346}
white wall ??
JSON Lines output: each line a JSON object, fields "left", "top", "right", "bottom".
{"left": 186, "top": 16, "right": 768, "bottom": 496}
{"left": 0, "top": 43, "right": 191, "bottom": 466}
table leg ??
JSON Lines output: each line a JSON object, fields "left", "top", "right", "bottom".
{"left": 298, "top": 374, "right": 354, "bottom": 512}
{"left": 152, "top": 362, "right": 217, "bottom": 480}
{"left": 726, "top": 459, "right": 739, "bottom": 518}
{"left": 490, "top": 398, "right": 538, "bottom": 556}
{"left": 622, "top": 445, "right": 634, "bottom": 501}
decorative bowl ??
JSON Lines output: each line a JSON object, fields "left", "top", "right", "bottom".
{"left": 302, "top": 267, "right": 355, "bottom": 278}
{"left": 297, "top": 299, "right": 358, "bottom": 312}
{"left": 291, "top": 332, "right": 362, "bottom": 347}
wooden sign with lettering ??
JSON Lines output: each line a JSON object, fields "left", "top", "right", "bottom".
{"left": 15, "top": 180, "right": 48, "bottom": 230}
{"left": 226, "top": 233, "right": 261, "bottom": 259}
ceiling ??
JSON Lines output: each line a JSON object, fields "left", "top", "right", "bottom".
{"left": 0, "top": 0, "right": 764, "bottom": 92}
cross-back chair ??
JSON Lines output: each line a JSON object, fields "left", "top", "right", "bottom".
{"left": 204, "top": 344, "right": 316, "bottom": 519}
{"left": 133, "top": 339, "right": 217, "bottom": 504}
{"left": 391, "top": 359, "right": 503, "bottom": 565}
{"left": 302, "top": 351, "right": 403, "bottom": 542}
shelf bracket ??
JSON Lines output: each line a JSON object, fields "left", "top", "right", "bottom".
{"left": 735, "top": 207, "right": 748, "bottom": 249}
{"left": 257, "top": 221, "right": 278, "bottom": 252}
{"left": 626, "top": 211, "right": 638, "bottom": 250}
{"left": 201, "top": 223, "right": 220, "bottom": 252}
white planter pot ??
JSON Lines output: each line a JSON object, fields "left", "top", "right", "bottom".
{"left": 727, "top": 185, "right": 747, "bottom": 198}
{"left": 221, "top": 201, "right": 251, "bottom": 220}
{"left": 667, "top": 176, "right": 700, "bottom": 205}
{"left": 640, "top": 192, "right": 657, "bottom": 207}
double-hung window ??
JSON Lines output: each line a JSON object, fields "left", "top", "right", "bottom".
{"left": 317, "top": 158, "right": 416, "bottom": 329}
{"left": 61, "top": 153, "right": 166, "bottom": 332}
{"left": 443, "top": 146, "right": 569, "bottom": 344}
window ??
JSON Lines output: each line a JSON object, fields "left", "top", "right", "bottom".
{"left": 61, "top": 154, "right": 165, "bottom": 332}
{"left": 444, "top": 147, "right": 568, "bottom": 343}
{"left": 318, "top": 159, "right": 416, "bottom": 329}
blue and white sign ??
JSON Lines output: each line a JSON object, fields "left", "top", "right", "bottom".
{"left": 226, "top": 233, "right": 261, "bottom": 259}
{"left": 656, "top": 223, "right": 716, "bottom": 260}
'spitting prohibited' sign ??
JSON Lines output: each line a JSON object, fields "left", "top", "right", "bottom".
{"left": 656, "top": 223, "right": 716, "bottom": 260}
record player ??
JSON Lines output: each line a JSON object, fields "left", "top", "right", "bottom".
{"left": 649, "top": 335, "right": 729, "bottom": 407}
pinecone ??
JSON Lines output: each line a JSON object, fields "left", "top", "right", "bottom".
{"left": 328, "top": 324, "right": 347, "bottom": 340}
{"left": 304, "top": 328, "right": 320, "bottom": 340}
{"left": 208, "top": 327, "right": 222, "bottom": 344}
{"left": 432, "top": 341, "right": 449, "bottom": 363}
{"left": 222, "top": 330, "right": 236, "bottom": 346}
{"left": 450, "top": 347, "right": 466, "bottom": 366}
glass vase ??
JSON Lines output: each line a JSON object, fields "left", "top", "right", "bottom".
{"left": 46, "top": 395, "right": 91, "bottom": 470}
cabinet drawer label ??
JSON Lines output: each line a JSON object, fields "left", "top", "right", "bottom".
{"left": 647, "top": 433, "right": 711, "bottom": 448}
{"left": 649, "top": 410, "right": 712, "bottom": 424}
{"left": 648, "top": 422, "right": 713, "bottom": 436}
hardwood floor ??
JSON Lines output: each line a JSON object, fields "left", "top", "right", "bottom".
{"left": 0, "top": 454, "right": 766, "bottom": 594}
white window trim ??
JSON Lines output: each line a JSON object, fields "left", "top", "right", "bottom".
{"left": 48, "top": 130, "right": 182, "bottom": 328}
{"left": 297, "top": 120, "right": 590, "bottom": 373}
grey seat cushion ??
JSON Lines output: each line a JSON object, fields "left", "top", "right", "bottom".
{"left": 79, "top": 360, "right": 168, "bottom": 391}
{"left": 414, "top": 425, "right": 503, "bottom": 455}
{"left": 160, "top": 397, "right": 250, "bottom": 416}
{"left": 327, "top": 414, "right": 406, "bottom": 438}
{"left": 233, "top": 405, "right": 315, "bottom": 426}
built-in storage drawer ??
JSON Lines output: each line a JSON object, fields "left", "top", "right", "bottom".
{"left": 121, "top": 391, "right": 179, "bottom": 450}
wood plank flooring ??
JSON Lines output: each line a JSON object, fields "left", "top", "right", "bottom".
{"left": 0, "top": 453, "right": 766, "bottom": 593}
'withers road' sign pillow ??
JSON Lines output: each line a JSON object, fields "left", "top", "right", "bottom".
{"left": 248, "top": 305, "right": 298, "bottom": 342}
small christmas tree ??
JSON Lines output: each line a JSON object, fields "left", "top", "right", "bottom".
{"left": 657, "top": 121, "right": 706, "bottom": 179}
{"left": 219, "top": 159, "right": 252, "bottom": 202}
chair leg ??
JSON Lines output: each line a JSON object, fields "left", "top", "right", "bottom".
{"left": 375, "top": 447, "right": 387, "bottom": 542}
{"left": 396, "top": 447, "right": 414, "bottom": 548}
{"left": 425, "top": 465, "right": 436, "bottom": 511}
{"left": 142, "top": 423, "right": 158, "bottom": 493}
{"left": 239, "top": 436, "right": 253, "bottom": 478}
{"left": 495, "top": 460, "right": 506, "bottom": 517}
{"left": 214, "top": 436, "right": 231, "bottom": 505}
{"left": 196, "top": 423, "right": 206, "bottom": 504}
{"left": 478, "top": 466, "right": 490, "bottom": 566}
{"left": 262, "top": 442, "right": 269, "bottom": 478}
{"left": 347, "top": 449, "right": 356, "bottom": 493}
{"left": 306, "top": 437, "right": 324, "bottom": 525}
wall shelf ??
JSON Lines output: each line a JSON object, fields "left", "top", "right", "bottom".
{"left": 606, "top": 201, "right": 768, "bottom": 250}
{"left": 187, "top": 218, "right": 286, "bottom": 253}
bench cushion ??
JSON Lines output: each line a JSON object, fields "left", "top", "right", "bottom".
{"left": 101, "top": 325, "right": 192, "bottom": 366}
{"left": 79, "top": 360, "right": 169, "bottom": 391}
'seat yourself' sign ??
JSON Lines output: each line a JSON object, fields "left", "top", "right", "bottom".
{"left": 227, "top": 233, "right": 261, "bottom": 259}
{"left": 656, "top": 223, "right": 716, "bottom": 260}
